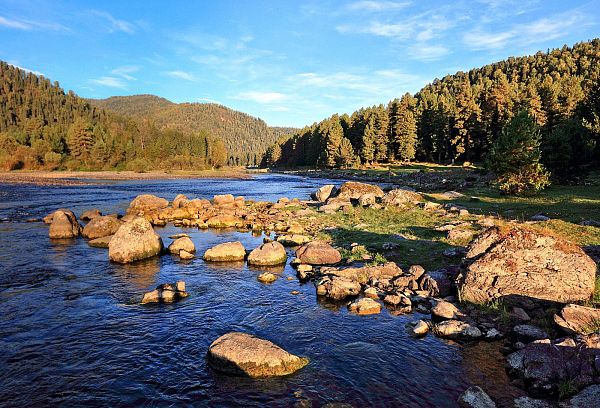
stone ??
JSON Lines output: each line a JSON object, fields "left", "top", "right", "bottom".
{"left": 554, "top": 304, "right": 600, "bottom": 335}
{"left": 257, "top": 272, "right": 278, "bottom": 283}
{"left": 141, "top": 281, "right": 188, "bottom": 304}
{"left": 381, "top": 188, "right": 423, "bottom": 206}
{"left": 108, "top": 217, "right": 163, "bottom": 264}
{"left": 179, "top": 250, "right": 195, "bottom": 260}
{"left": 82, "top": 216, "right": 122, "bottom": 239}
{"left": 513, "top": 324, "right": 549, "bottom": 343}
{"left": 80, "top": 209, "right": 102, "bottom": 221}
{"left": 213, "top": 194, "right": 235, "bottom": 206}
{"left": 348, "top": 298, "right": 382, "bottom": 315}
{"left": 207, "top": 214, "right": 243, "bottom": 228}
{"left": 447, "top": 229, "right": 474, "bottom": 242}
{"left": 384, "top": 293, "right": 412, "bottom": 313}
{"left": 203, "top": 241, "right": 246, "bottom": 262}
{"left": 531, "top": 214, "right": 551, "bottom": 222}
{"left": 419, "top": 271, "right": 453, "bottom": 298}
{"left": 410, "top": 320, "right": 430, "bottom": 337}
{"left": 247, "top": 241, "right": 287, "bottom": 266}
{"left": 320, "top": 196, "right": 352, "bottom": 212}
{"left": 434, "top": 320, "right": 482, "bottom": 340}
{"left": 168, "top": 237, "right": 196, "bottom": 254}
{"left": 335, "top": 181, "right": 384, "bottom": 200}
{"left": 127, "top": 194, "right": 168, "bottom": 214}
{"left": 511, "top": 307, "right": 531, "bottom": 322}
{"left": 296, "top": 241, "right": 341, "bottom": 265}
{"left": 311, "top": 184, "right": 338, "bottom": 202}
{"left": 457, "top": 386, "right": 496, "bottom": 408}
{"left": 562, "top": 385, "right": 600, "bottom": 408}
{"left": 513, "top": 397, "right": 554, "bottom": 408}
{"left": 459, "top": 226, "right": 597, "bottom": 304}
{"left": 88, "top": 235, "right": 113, "bottom": 248}
{"left": 206, "top": 332, "right": 308, "bottom": 377}
{"left": 172, "top": 194, "right": 188, "bottom": 208}
{"left": 276, "top": 234, "right": 311, "bottom": 247}
{"left": 357, "top": 193, "right": 377, "bottom": 207}
{"left": 49, "top": 209, "right": 81, "bottom": 239}
{"left": 319, "top": 277, "right": 361, "bottom": 300}
{"left": 485, "top": 328, "right": 502, "bottom": 340}
{"left": 431, "top": 300, "right": 462, "bottom": 320}
{"left": 364, "top": 287, "right": 379, "bottom": 299}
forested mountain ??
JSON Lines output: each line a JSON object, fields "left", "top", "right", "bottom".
{"left": 0, "top": 62, "right": 227, "bottom": 171}
{"left": 91, "top": 96, "right": 295, "bottom": 166}
{"left": 265, "top": 39, "right": 600, "bottom": 181}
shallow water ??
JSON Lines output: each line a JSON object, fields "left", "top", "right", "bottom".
{"left": 0, "top": 174, "right": 517, "bottom": 407}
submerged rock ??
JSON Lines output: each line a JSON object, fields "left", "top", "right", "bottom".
{"left": 141, "top": 281, "right": 188, "bottom": 304}
{"left": 108, "top": 217, "right": 163, "bottom": 263}
{"left": 247, "top": 242, "right": 287, "bottom": 266}
{"left": 458, "top": 386, "right": 496, "bottom": 408}
{"left": 82, "top": 216, "right": 121, "bottom": 240}
{"left": 49, "top": 209, "right": 81, "bottom": 239}
{"left": 88, "top": 235, "right": 113, "bottom": 248}
{"left": 206, "top": 332, "right": 308, "bottom": 377}
{"left": 203, "top": 241, "right": 246, "bottom": 262}
{"left": 348, "top": 298, "right": 381, "bottom": 315}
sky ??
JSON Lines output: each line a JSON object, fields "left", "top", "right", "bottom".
{"left": 0, "top": 0, "right": 599, "bottom": 127}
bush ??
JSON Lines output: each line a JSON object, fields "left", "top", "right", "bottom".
{"left": 43, "top": 151, "right": 63, "bottom": 170}
{"left": 125, "top": 158, "right": 152, "bottom": 173}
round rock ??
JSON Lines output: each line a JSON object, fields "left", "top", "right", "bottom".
{"left": 203, "top": 241, "right": 246, "bottom": 262}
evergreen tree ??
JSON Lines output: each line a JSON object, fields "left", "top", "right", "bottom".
{"left": 67, "top": 117, "right": 94, "bottom": 160}
{"left": 393, "top": 94, "right": 417, "bottom": 162}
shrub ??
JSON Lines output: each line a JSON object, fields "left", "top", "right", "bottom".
{"left": 125, "top": 158, "right": 151, "bottom": 173}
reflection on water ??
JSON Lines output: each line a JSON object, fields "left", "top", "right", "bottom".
{"left": 0, "top": 175, "right": 518, "bottom": 407}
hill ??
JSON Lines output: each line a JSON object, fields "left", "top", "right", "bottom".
{"left": 266, "top": 39, "right": 600, "bottom": 182}
{"left": 90, "top": 96, "right": 296, "bottom": 166}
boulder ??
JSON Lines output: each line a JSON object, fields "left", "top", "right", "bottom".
{"left": 348, "top": 298, "right": 381, "bottom": 315}
{"left": 434, "top": 320, "right": 482, "bottom": 340}
{"left": 563, "top": 385, "right": 600, "bottom": 408}
{"left": 108, "top": 217, "right": 163, "bottom": 263}
{"left": 320, "top": 196, "right": 352, "bottom": 212}
{"left": 88, "top": 235, "right": 113, "bottom": 248}
{"left": 44, "top": 208, "right": 70, "bottom": 224}
{"left": 358, "top": 193, "right": 377, "bottom": 207}
{"left": 206, "top": 332, "right": 308, "bottom": 377}
{"left": 554, "top": 304, "right": 600, "bottom": 335}
{"left": 431, "top": 300, "right": 462, "bottom": 320}
{"left": 513, "top": 397, "right": 554, "bottom": 408}
{"left": 312, "top": 185, "right": 338, "bottom": 202}
{"left": 141, "top": 281, "right": 188, "bottom": 304}
{"left": 335, "top": 181, "right": 384, "bottom": 200}
{"left": 203, "top": 241, "right": 246, "bottom": 262}
{"left": 207, "top": 214, "right": 243, "bottom": 228}
{"left": 383, "top": 293, "right": 412, "bottom": 313}
{"left": 172, "top": 194, "right": 189, "bottom": 208}
{"left": 82, "top": 216, "right": 122, "bottom": 240}
{"left": 318, "top": 277, "right": 361, "bottom": 300}
{"left": 512, "top": 324, "right": 549, "bottom": 343}
{"left": 458, "top": 386, "right": 496, "bottom": 408}
{"left": 381, "top": 189, "right": 423, "bottom": 206}
{"left": 257, "top": 272, "right": 278, "bottom": 283}
{"left": 179, "top": 250, "right": 195, "bottom": 260}
{"left": 276, "top": 234, "right": 311, "bottom": 247}
{"left": 247, "top": 242, "right": 287, "bottom": 266}
{"left": 409, "top": 320, "right": 430, "bottom": 337}
{"left": 328, "top": 262, "right": 403, "bottom": 285}
{"left": 213, "top": 194, "right": 235, "bottom": 206}
{"left": 168, "top": 237, "right": 196, "bottom": 254}
{"left": 295, "top": 241, "right": 341, "bottom": 265}
{"left": 459, "top": 227, "right": 597, "bottom": 304}
{"left": 127, "top": 194, "right": 168, "bottom": 214}
{"left": 80, "top": 209, "right": 102, "bottom": 221}
{"left": 49, "top": 209, "right": 81, "bottom": 239}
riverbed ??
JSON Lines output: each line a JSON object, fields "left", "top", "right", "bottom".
{"left": 0, "top": 174, "right": 519, "bottom": 407}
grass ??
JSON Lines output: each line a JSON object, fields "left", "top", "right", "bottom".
{"left": 558, "top": 379, "right": 578, "bottom": 401}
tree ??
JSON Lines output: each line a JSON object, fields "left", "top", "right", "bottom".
{"left": 486, "top": 111, "right": 550, "bottom": 195}
{"left": 67, "top": 117, "right": 94, "bottom": 160}
{"left": 209, "top": 138, "right": 228, "bottom": 168}
{"left": 391, "top": 94, "right": 417, "bottom": 162}
{"left": 360, "top": 115, "right": 377, "bottom": 164}
{"left": 451, "top": 78, "right": 480, "bottom": 161}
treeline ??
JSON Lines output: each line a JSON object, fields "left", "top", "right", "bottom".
{"left": 265, "top": 39, "right": 600, "bottom": 181}
{"left": 91, "top": 95, "right": 296, "bottom": 167}
{"left": 0, "top": 62, "right": 227, "bottom": 171}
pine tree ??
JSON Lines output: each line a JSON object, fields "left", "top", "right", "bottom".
{"left": 393, "top": 94, "right": 417, "bottom": 162}
{"left": 360, "top": 115, "right": 377, "bottom": 164}
{"left": 67, "top": 117, "right": 94, "bottom": 160}
{"left": 451, "top": 78, "right": 480, "bottom": 161}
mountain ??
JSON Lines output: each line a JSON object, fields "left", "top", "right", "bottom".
{"left": 0, "top": 62, "right": 227, "bottom": 171}
{"left": 90, "top": 95, "right": 297, "bottom": 166}
{"left": 265, "top": 39, "right": 600, "bottom": 180}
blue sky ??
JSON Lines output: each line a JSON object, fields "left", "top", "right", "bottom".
{"left": 1, "top": 0, "right": 598, "bottom": 127}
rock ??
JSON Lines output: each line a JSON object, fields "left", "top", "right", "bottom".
{"left": 419, "top": 270, "right": 453, "bottom": 297}
{"left": 80, "top": 209, "right": 102, "bottom": 221}
{"left": 207, "top": 214, "right": 243, "bottom": 228}
{"left": 513, "top": 396, "right": 555, "bottom": 408}
{"left": 296, "top": 241, "right": 341, "bottom": 265}
{"left": 81, "top": 216, "right": 122, "bottom": 239}
{"left": 247, "top": 242, "right": 287, "bottom": 266}
{"left": 335, "top": 181, "right": 384, "bottom": 200}
{"left": 330, "top": 262, "right": 403, "bottom": 285}
{"left": 348, "top": 298, "right": 381, "bottom": 315}
{"left": 108, "top": 217, "right": 164, "bottom": 263}
{"left": 447, "top": 229, "right": 474, "bottom": 242}
{"left": 357, "top": 193, "right": 377, "bottom": 207}
{"left": 511, "top": 307, "right": 532, "bottom": 322}
{"left": 88, "top": 235, "right": 113, "bottom": 248}
{"left": 513, "top": 324, "right": 549, "bottom": 343}
{"left": 364, "top": 287, "right": 379, "bottom": 299}
{"left": 127, "top": 194, "right": 168, "bottom": 214}
{"left": 312, "top": 185, "right": 338, "bottom": 202}
{"left": 257, "top": 272, "right": 278, "bottom": 283}
{"left": 179, "top": 249, "right": 195, "bottom": 259}
{"left": 213, "top": 194, "right": 235, "bottom": 206}
{"left": 49, "top": 209, "right": 81, "bottom": 239}
{"left": 457, "top": 386, "right": 496, "bottom": 408}
{"left": 562, "top": 384, "right": 600, "bottom": 408}
{"left": 440, "top": 191, "right": 464, "bottom": 199}
{"left": 434, "top": 320, "right": 482, "bottom": 340}
{"left": 485, "top": 328, "right": 502, "bottom": 340}
{"left": 319, "top": 277, "right": 361, "bottom": 300}
{"left": 141, "top": 281, "right": 188, "bottom": 304}
{"left": 172, "top": 194, "right": 188, "bottom": 208}
{"left": 384, "top": 293, "right": 412, "bottom": 313}
{"left": 203, "top": 241, "right": 246, "bottom": 262}
{"left": 410, "top": 320, "right": 430, "bottom": 337}
{"left": 554, "top": 304, "right": 600, "bottom": 335}
{"left": 431, "top": 300, "right": 462, "bottom": 320}
{"left": 580, "top": 219, "right": 600, "bottom": 227}
{"left": 276, "top": 234, "right": 311, "bottom": 247}
{"left": 168, "top": 237, "right": 196, "bottom": 254}
{"left": 320, "top": 196, "right": 352, "bottom": 212}
{"left": 531, "top": 214, "right": 551, "bottom": 222}
{"left": 206, "top": 332, "right": 308, "bottom": 377}
{"left": 459, "top": 226, "right": 597, "bottom": 304}
{"left": 381, "top": 188, "right": 423, "bottom": 206}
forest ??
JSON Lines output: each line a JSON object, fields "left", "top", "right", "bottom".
{"left": 265, "top": 40, "right": 600, "bottom": 190}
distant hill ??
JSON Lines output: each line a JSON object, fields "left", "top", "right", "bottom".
{"left": 90, "top": 95, "right": 298, "bottom": 166}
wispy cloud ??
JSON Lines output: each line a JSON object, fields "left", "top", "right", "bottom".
{"left": 165, "top": 70, "right": 196, "bottom": 81}
{"left": 111, "top": 66, "right": 138, "bottom": 80}
{"left": 90, "top": 10, "right": 136, "bottom": 34}
{"left": 0, "top": 15, "right": 68, "bottom": 31}
{"left": 407, "top": 44, "right": 449, "bottom": 61}
{"left": 346, "top": 1, "right": 412, "bottom": 12}
{"left": 90, "top": 76, "right": 128, "bottom": 88}
{"left": 9, "top": 62, "right": 45, "bottom": 76}
{"left": 235, "top": 91, "right": 288, "bottom": 103}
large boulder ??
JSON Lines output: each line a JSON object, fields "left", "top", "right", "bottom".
{"left": 141, "top": 281, "right": 188, "bottom": 304}
{"left": 206, "top": 332, "right": 308, "bottom": 377}
{"left": 108, "top": 217, "right": 164, "bottom": 263}
{"left": 168, "top": 237, "right": 196, "bottom": 254}
{"left": 49, "top": 209, "right": 81, "bottom": 239}
{"left": 127, "top": 194, "right": 168, "bottom": 214}
{"left": 203, "top": 241, "right": 246, "bottom": 262}
{"left": 312, "top": 185, "right": 337, "bottom": 202}
{"left": 335, "top": 181, "right": 384, "bottom": 200}
{"left": 295, "top": 241, "right": 341, "bottom": 265}
{"left": 554, "top": 304, "right": 600, "bottom": 335}
{"left": 247, "top": 242, "right": 287, "bottom": 266}
{"left": 381, "top": 189, "right": 423, "bottom": 206}
{"left": 82, "top": 216, "right": 122, "bottom": 239}
{"left": 459, "top": 227, "right": 597, "bottom": 304}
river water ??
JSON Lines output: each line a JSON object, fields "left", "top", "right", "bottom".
{"left": 0, "top": 174, "right": 518, "bottom": 407}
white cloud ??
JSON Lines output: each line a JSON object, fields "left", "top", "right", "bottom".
{"left": 165, "top": 70, "right": 196, "bottom": 81}
{"left": 0, "top": 15, "right": 31, "bottom": 29}
{"left": 407, "top": 44, "right": 450, "bottom": 61}
{"left": 111, "top": 66, "right": 138, "bottom": 80}
{"left": 90, "top": 10, "right": 136, "bottom": 34}
{"left": 346, "top": 1, "right": 412, "bottom": 12}
{"left": 9, "top": 62, "right": 45, "bottom": 76}
{"left": 90, "top": 76, "right": 127, "bottom": 88}
{"left": 236, "top": 91, "right": 288, "bottom": 103}
{"left": 0, "top": 15, "right": 67, "bottom": 31}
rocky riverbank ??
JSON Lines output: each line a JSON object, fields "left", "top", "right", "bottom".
{"left": 42, "top": 180, "right": 599, "bottom": 407}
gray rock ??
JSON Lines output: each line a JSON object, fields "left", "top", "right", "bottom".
{"left": 435, "top": 320, "right": 482, "bottom": 340}
{"left": 561, "top": 384, "right": 600, "bottom": 408}
{"left": 457, "top": 386, "right": 496, "bottom": 408}
{"left": 513, "top": 325, "right": 549, "bottom": 343}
